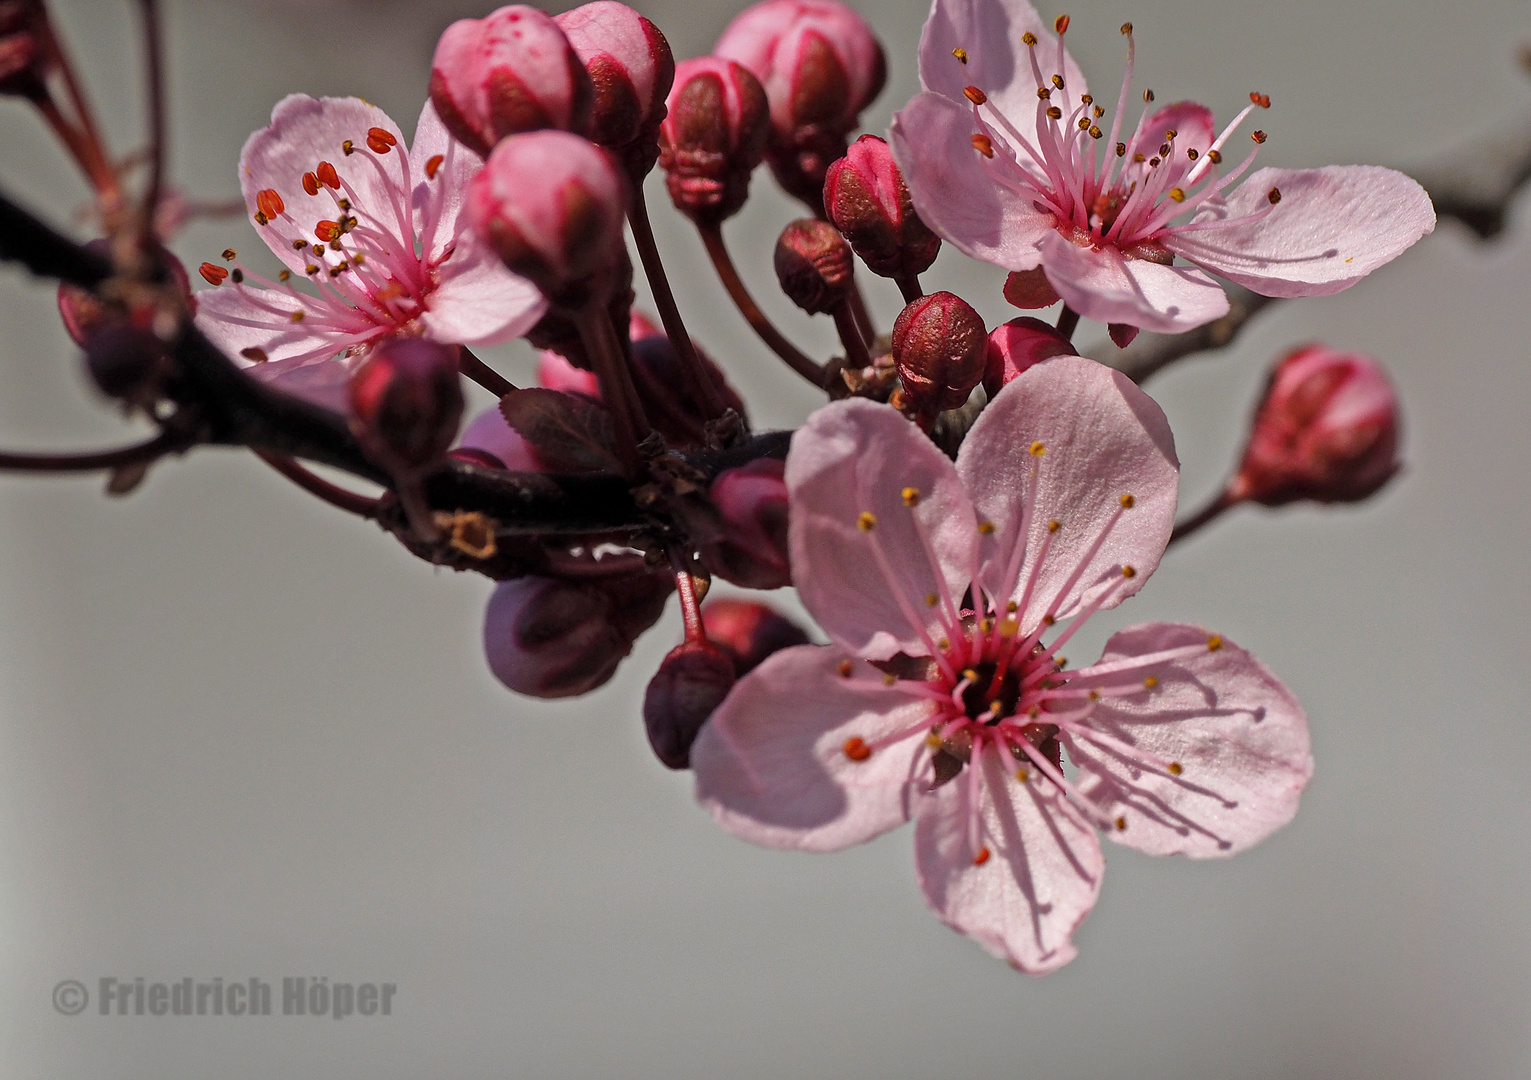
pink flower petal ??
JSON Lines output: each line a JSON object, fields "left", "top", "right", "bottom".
{"left": 458, "top": 406, "right": 542, "bottom": 471}
{"left": 917, "top": 0, "right": 1087, "bottom": 136}
{"left": 1066, "top": 622, "right": 1313, "bottom": 858}
{"left": 1163, "top": 165, "right": 1435, "bottom": 297}
{"left": 891, "top": 91, "right": 1053, "bottom": 272}
{"left": 691, "top": 645, "right": 935, "bottom": 851}
{"left": 193, "top": 283, "right": 349, "bottom": 366}
{"left": 408, "top": 99, "right": 474, "bottom": 265}
{"left": 786, "top": 397, "right": 978, "bottom": 660}
{"left": 1122, "top": 101, "right": 1216, "bottom": 192}
{"left": 249, "top": 352, "right": 357, "bottom": 414}
{"left": 957, "top": 354, "right": 1177, "bottom": 628}
{"left": 914, "top": 741, "right": 1103, "bottom": 973}
{"left": 1037, "top": 230, "right": 1231, "bottom": 333}
{"left": 240, "top": 95, "right": 411, "bottom": 278}
{"left": 419, "top": 238, "right": 546, "bottom": 347}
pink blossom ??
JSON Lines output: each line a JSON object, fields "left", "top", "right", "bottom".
{"left": 194, "top": 95, "right": 545, "bottom": 407}
{"left": 889, "top": 0, "right": 1435, "bottom": 334}
{"left": 691, "top": 355, "right": 1312, "bottom": 971}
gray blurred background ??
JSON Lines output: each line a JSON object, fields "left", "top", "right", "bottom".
{"left": 0, "top": 0, "right": 1526, "bottom": 1076}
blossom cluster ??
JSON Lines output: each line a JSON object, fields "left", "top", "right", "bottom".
{"left": 9, "top": 0, "right": 1435, "bottom": 972}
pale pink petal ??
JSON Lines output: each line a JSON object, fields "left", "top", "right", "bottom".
{"left": 914, "top": 741, "right": 1103, "bottom": 973}
{"left": 249, "top": 353, "right": 357, "bottom": 414}
{"left": 917, "top": 0, "right": 1087, "bottom": 136}
{"left": 786, "top": 397, "right": 978, "bottom": 660}
{"left": 691, "top": 645, "right": 936, "bottom": 851}
{"left": 409, "top": 99, "right": 474, "bottom": 264}
{"left": 1066, "top": 622, "right": 1312, "bottom": 858}
{"left": 458, "top": 406, "right": 542, "bottom": 471}
{"left": 957, "top": 354, "right": 1177, "bottom": 628}
{"left": 193, "top": 284, "right": 348, "bottom": 365}
{"left": 240, "top": 95, "right": 411, "bottom": 277}
{"left": 891, "top": 92, "right": 1053, "bottom": 272}
{"left": 1122, "top": 101, "right": 1216, "bottom": 192}
{"left": 1163, "top": 165, "right": 1435, "bottom": 297}
{"left": 1037, "top": 230, "right": 1231, "bottom": 333}
{"left": 418, "top": 239, "right": 546, "bottom": 347}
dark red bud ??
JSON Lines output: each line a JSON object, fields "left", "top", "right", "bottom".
{"left": 773, "top": 217, "right": 853, "bottom": 314}
{"left": 893, "top": 291, "right": 987, "bottom": 415}
{"left": 698, "top": 458, "right": 791, "bottom": 589}
{"left": 348, "top": 339, "right": 465, "bottom": 473}
{"left": 702, "top": 598, "right": 809, "bottom": 676}
{"left": 824, "top": 134, "right": 939, "bottom": 279}
{"left": 982, "top": 316, "right": 1076, "bottom": 399}
{"left": 1232, "top": 344, "right": 1402, "bottom": 506}
{"left": 643, "top": 639, "right": 736, "bottom": 769}
{"left": 82, "top": 323, "right": 166, "bottom": 401}
{"left": 657, "top": 57, "right": 770, "bottom": 224}
{"left": 59, "top": 240, "right": 194, "bottom": 347}
{"left": 0, "top": 0, "right": 50, "bottom": 101}
{"left": 1002, "top": 267, "right": 1061, "bottom": 310}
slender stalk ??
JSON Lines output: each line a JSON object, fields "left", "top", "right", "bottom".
{"left": 38, "top": 18, "right": 118, "bottom": 207}
{"left": 627, "top": 189, "right": 727, "bottom": 418}
{"left": 894, "top": 272, "right": 923, "bottom": 305}
{"left": 256, "top": 451, "right": 381, "bottom": 519}
{"left": 1056, "top": 304, "right": 1080, "bottom": 340}
{"left": 1169, "top": 489, "right": 1238, "bottom": 545}
{"left": 573, "top": 303, "right": 649, "bottom": 474}
{"left": 698, "top": 223, "right": 825, "bottom": 389}
{"left": 34, "top": 98, "right": 114, "bottom": 197}
{"left": 669, "top": 550, "right": 705, "bottom": 642}
{"left": 832, "top": 301, "right": 872, "bottom": 371}
{"left": 135, "top": 0, "right": 166, "bottom": 229}
{"left": 626, "top": 349, "right": 708, "bottom": 444}
{"left": 458, "top": 346, "right": 516, "bottom": 398}
{"left": 0, "top": 428, "right": 188, "bottom": 472}
{"left": 846, "top": 280, "right": 874, "bottom": 345}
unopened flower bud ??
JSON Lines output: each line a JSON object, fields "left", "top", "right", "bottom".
{"left": 0, "top": 0, "right": 50, "bottom": 101}
{"left": 699, "top": 458, "right": 790, "bottom": 589}
{"left": 430, "top": 5, "right": 594, "bottom": 157}
{"left": 892, "top": 291, "right": 987, "bottom": 416}
{"left": 485, "top": 572, "right": 669, "bottom": 698}
{"left": 453, "top": 405, "right": 544, "bottom": 471}
{"left": 348, "top": 339, "right": 465, "bottom": 473}
{"left": 983, "top": 316, "right": 1076, "bottom": 399}
{"left": 658, "top": 56, "right": 770, "bottom": 224}
{"left": 701, "top": 598, "right": 809, "bottom": 676}
{"left": 1232, "top": 344, "right": 1401, "bottom": 506}
{"left": 467, "top": 130, "right": 628, "bottom": 306}
{"left": 824, "top": 134, "right": 939, "bottom": 279}
{"left": 556, "top": 1, "right": 674, "bottom": 178}
{"left": 715, "top": 0, "right": 885, "bottom": 208}
{"left": 773, "top": 217, "right": 852, "bottom": 314}
{"left": 59, "top": 239, "right": 195, "bottom": 347}
{"left": 643, "top": 639, "right": 736, "bottom": 768}
{"left": 82, "top": 323, "right": 167, "bottom": 402}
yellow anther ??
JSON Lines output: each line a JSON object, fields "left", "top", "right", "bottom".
{"left": 1167, "top": 761, "right": 1184, "bottom": 776}
{"left": 938, "top": 638, "right": 950, "bottom": 651}
{"left": 1006, "top": 601, "right": 1018, "bottom": 613}
{"left": 842, "top": 737, "right": 872, "bottom": 761}
{"left": 1115, "top": 815, "right": 1127, "bottom": 831}
{"left": 972, "top": 846, "right": 991, "bottom": 866}
{"left": 988, "top": 701, "right": 1003, "bottom": 716}
{"left": 1046, "top": 106, "right": 1063, "bottom": 120}
{"left": 1027, "top": 706, "right": 1041, "bottom": 719}
{"left": 1119, "top": 493, "right": 1136, "bottom": 508}
{"left": 962, "top": 668, "right": 979, "bottom": 682}
{"left": 1089, "top": 126, "right": 1102, "bottom": 139}
{"left": 978, "top": 521, "right": 996, "bottom": 535}
{"left": 1165, "top": 128, "right": 1178, "bottom": 139}
{"left": 979, "top": 618, "right": 993, "bottom": 633}
{"left": 837, "top": 659, "right": 854, "bottom": 677}
{"left": 925, "top": 592, "right": 939, "bottom": 607}
{"left": 1143, "top": 89, "right": 1155, "bottom": 103}
{"left": 1037, "top": 86, "right": 1052, "bottom": 100}
{"left": 857, "top": 511, "right": 877, "bottom": 531}
{"left": 1122, "top": 565, "right": 1136, "bottom": 579}
{"left": 1047, "top": 520, "right": 1060, "bottom": 533}
{"left": 1078, "top": 117, "right": 1091, "bottom": 131}
{"left": 1207, "top": 149, "right": 1223, "bottom": 164}
{"left": 883, "top": 673, "right": 897, "bottom": 687}
{"left": 1267, "top": 187, "right": 1282, "bottom": 205}
{"left": 1169, "top": 188, "right": 1186, "bottom": 202}
{"left": 971, "top": 134, "right": 995, "bottom": 158}
{"left": 289, "top": 310, "right": 305, "bottom": 322}
{"left": 926, "top": 733, "right": 944, "bottom": 749}
{"left": 1042, "top": 614, "right": 1056, "bottom": 627}
{"left": 1186, "top": 148, "right": 1200, "bottom": 161}
{"left": 1054, "top": 656, "right": 1066, "bottom": 669}
{"left": 1016, "top": 767, "right": 1031, "bottom": 783}
{"left": 1144, "top": 675, "right": 1159, "bottom": 689}
{"left": 221, "top": 248, "right": 237, "bottom": 261}
{"left": 277, "top": 270, "right": 291, "bottom": 282}
{"left": 1207, "top": 634, "right": 1223, "bottom": 653}
{"left": 1030, "top": 441, "right": 1046, "bottom": 456}
{"left": 902, "top": 486, "right": 921, "bottom": 506}
{"left": 1088, "top": 689, "right": 1100, "bottom": 701}
{"left": 1051, "top": 74, "right": 1064, "bottom": 89}
{"left": 997, "top": 617, "right": 1020, "bottom": 639}
{"left": 1120, "top": 21, "right": 1133, "bottom": 34}
{"left": 953, "top": 46, "right": 969, "bottom": 63}
{"left": 1093, "top": 104, "right": 1104, "bottom": 118}
{"left": 1021, "top": 31, "right": 1037, "bottom": 46}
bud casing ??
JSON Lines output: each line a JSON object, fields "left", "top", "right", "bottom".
{"left": 657, "top": 56, "right": 770, "bottom": 224}
{"left": 892, "top": 291, "right": 987, "bottom": 416}
{"left": 824, "top": 134, "right": 939, "bottom": 279}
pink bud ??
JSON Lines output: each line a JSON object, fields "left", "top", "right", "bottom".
{"left": 453, "top": 406, "right": 545, "bottom": 471}
{"left": 714, "top": 0, "right": 885, "bottom": 207}
{"left": 484, "top": 572, "right": 670, "bottom": 698}
{"left": 0, "top": 1, "right": 50, "bottom": 101}
{"left": 429, "top": 5, "right": 594, "bottom": 157}
{"left": 892, "top": 292, "right": 987, "bottom": 416}
{"left": 466, "top": 130, "right": 628, "bottom": 305}
{"left": 982, "top": 317, "right": 1076, "bottom": 399}
{"left": 699, "top": 458, "right": 791, "bottom": 589}
{"left": 773, "top": 217, "right": 853, "bottom": 314}
{"left": 702, "top": 598, "right": 809, "bottom": 676}
{"left": 1232, "top": 344, "right": 1402, "bottom": 506}
{"left": 824, "top": 134, "right": 939, "bottom": 280}
{"left": 555, "top": 2, "right": 674, "bottom": 177}
{"left": 59, "top": 239, "right": 195, "bottom": 348}
{"left": 348, "top": 339, "right": 465, "bottom": 473}
{"left": 643, "top": 639, "right": 736, "bottom": 768}
{"left": 657, "top": 56, "right": 770, "bottom": 224}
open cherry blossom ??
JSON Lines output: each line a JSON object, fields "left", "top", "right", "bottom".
{"left": 691, "top": 355, "right": 1312, "bottom": 971}
{"left": 889, "top": 0, "right": 1435, "bottom": 334}
{"left": 194, "top": 94, "right": 545, "bottom": 406}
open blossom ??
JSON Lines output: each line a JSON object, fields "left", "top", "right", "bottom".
{"left": 692, "top": 355, "right": 1311, "bottom": 971}
{"left": 890, "top": 0, "right": 1435, "bottom": 334}
{"left": 194, "top": 95, "right": 545, "bottom": 407}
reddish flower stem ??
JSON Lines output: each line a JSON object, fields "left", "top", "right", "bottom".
{"left": 458, "top": 346, "right": 516, "bottom": 398}
{"left": 698, "top": 223, "right": 826, "bottom": 389}
{"left": 846, "top": 280, "right": 874, "bottom": 345}
{"left": 832, "top": 301, "right": 872, "bottom": 371}
{"left": 895, "top": 272, "right": 924, "bottom": 305}
{"left": 135, "top": 0, "right": 165, "bottom": 230}
{"left": 670, "top": 551, "right": 706, "bottom": 643}
{"left": 255, "top": 451, "right": 382, "bottom": 519}
{"left": 627, "top": 188, "right": 728, "bottom": 419}
{"left": 1169, "top": 488, "right": 1238, "bottom": 545}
